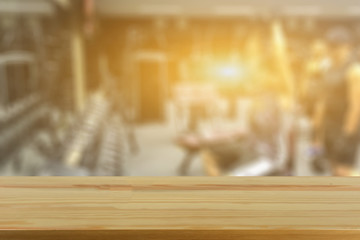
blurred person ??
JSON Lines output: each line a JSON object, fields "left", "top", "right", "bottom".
{"left": 257, "top": 27, "right": 298, "bottom": 174}
{"left": 316, "top": 27, "right": 360, "bottom": 176}
{"left": 302, "top": 40, "right": 331, "bottom": 172}
{"left": 201, "top": 61, "right": 285, "bottom": 176}
{"left": 249, "top": 64, "right": 282, "bottom": 160}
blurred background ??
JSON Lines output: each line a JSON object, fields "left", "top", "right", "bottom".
{"left": 1, "top": 0, "right": 360, "bottom": 176}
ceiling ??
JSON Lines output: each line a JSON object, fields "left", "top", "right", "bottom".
{"left": 0, "top": 0, "right": 54, "bottom": 15}
{"left": 96, "top": 0, "right": 360, "bottom": 17}
{"left": 0, "top": 0, "right": 359, "bottom": 18}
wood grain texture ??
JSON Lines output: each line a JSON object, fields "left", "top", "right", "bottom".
{"left": 1, "top": 177, "right": 360, "bottom": 239}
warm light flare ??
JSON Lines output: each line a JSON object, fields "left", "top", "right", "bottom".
{"left": 210, "top": 62, "right": 246, "bottom": 83}
{"left": 218, "top": 65, "right": 240, "bottom": 78}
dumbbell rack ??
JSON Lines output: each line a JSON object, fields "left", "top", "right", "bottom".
{"left": 0, "top": 94, "right": 47, "bottom": 167}
{"left": 54, "top": 92, "right": 126, "bottom": 176}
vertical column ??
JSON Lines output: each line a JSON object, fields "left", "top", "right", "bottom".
{"left": 70, "top": 0, "right": 86, "bottom": 111}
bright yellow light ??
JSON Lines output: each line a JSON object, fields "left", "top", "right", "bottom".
{"left": 218, "top": 66, "right": 240, "bottom": 78}
{"left": 213, "top": 63, "right": 244, "bottom": 82}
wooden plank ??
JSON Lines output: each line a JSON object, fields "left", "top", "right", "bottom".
{"left": 1, "top": 177, "right": 360, "bottom": 239}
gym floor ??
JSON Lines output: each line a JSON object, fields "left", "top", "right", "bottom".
{"left": 125, "top": 118, "right": 360, "bottom": 176}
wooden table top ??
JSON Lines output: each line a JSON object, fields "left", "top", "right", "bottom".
{"left": 1, "top": 177, "right": 360, "bottom": 239}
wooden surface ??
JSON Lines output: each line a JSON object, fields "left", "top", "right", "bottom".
{"left": 1, "top": 177, "right": 360, "bottom": 239}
